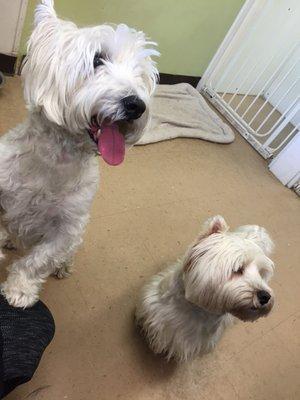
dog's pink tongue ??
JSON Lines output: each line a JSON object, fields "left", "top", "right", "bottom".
{"left": 98, "top": 123, "right": 125, "bottom": 166}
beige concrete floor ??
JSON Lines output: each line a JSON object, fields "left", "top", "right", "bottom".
{"left": 0, "top": 77, "right": 299, "bottom": 400}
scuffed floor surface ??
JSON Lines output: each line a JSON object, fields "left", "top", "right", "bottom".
{"left": 1, "top": 77, "right": 299, "bottom": 400}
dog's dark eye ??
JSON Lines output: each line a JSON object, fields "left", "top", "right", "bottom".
{"left": 236, "top": 265, "right": 245, "bottom": 275}
{"left": 93, "top": 52, "right": 104, "bottom": 68}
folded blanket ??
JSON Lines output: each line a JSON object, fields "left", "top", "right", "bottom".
{"left": 137, "top": 83, "right": 234, "bottom": 145}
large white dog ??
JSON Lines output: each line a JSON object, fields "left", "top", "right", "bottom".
{"left": 136, "top": 216, "right": 275, "bottom": 362}
{"left": 0, "top": 0, "right": 158, "bottom": 307}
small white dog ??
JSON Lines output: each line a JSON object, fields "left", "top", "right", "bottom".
{"left": 136, "top": 216, "right": 275, "bottom": 362}
{"left": 0, "top": 0, "right": 158, "bottom": 307}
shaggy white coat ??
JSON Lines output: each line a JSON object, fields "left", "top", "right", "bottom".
{"left": 136, "top": 216, "right": 275, "bottom": 362}
{"left": 0, "top": 0, "right": 158, "bottom": 307}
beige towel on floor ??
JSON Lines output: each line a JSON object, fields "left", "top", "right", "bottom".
{"left": 137, "top": 83, "right": 234, "bottom": 145}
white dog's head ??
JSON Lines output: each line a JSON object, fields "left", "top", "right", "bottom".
{"left": 22, "top": 0, "right": 159, "bottom": 165}
{"left": 183, "top": 216, "right": 275, "bottom": 321}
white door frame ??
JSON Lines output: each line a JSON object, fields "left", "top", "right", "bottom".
{"left": 0, "top": 0, "right": 28, "bottom": 56}
{"left": 269, "top": 133, "right": 300, "bottom": 189}
{"left": 12, "top": 0, "right": 28, "bottom": 55}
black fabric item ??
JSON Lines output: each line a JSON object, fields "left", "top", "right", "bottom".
{"left": 0, "top": 295, "right": 55, "bottom": 398}
{"left": 0, "top": 71, "right": 4, "bottom": 88}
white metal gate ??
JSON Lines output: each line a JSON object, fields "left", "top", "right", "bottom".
{"left": 197, "top": 0, "right": 300, "bottom": 160}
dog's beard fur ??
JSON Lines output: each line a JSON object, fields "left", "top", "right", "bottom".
{"left": 22, "top": 0, "right": 159, "bottom": 144}
{"left": 136, "top": 216, "right": 275, "bottom": 362}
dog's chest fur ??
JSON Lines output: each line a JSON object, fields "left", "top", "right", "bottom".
{"left": 0, "top": 112, "right": 99, "bottom": 246}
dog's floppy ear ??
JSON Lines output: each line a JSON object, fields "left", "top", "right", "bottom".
{"left": 201, "top": 215, "right": 229, "bottom": 237}
{"left": 182, "top": 216, "right": 229, "bottom": 308}
{"left": 183, "top": 216, "right": 228, "bottom": 273}
{"left": 235, "top": 225, "right": 274, "bottom": 256}
{"left": 22, "top": 0, "right": 64, "bottom": 125}
{"left": 182, "top": 243, "right": 212, "bottom": 308}
{"left": 35, "top": 0, "right": 57, "bottom": 27}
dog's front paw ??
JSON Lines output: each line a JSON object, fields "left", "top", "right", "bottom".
{"left": 1, "top": 277, "right": 40, "bottom": 308}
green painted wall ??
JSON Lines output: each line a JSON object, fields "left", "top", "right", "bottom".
{"left": 20, "top": 0, "right": 244, "bottom": 76}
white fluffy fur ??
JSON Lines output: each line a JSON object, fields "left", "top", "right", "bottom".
{"left": 0, "top": 0, "right": 158, "bottom": 307}
{"left": 136, "top": 216, "right": 275, "bottom": 362}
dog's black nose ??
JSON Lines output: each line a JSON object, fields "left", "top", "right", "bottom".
{"left": 122, "top": 95, "right": 146, "bottom": 120}
{"left": 257, "top": 290, "right": 271, "bottom": 305}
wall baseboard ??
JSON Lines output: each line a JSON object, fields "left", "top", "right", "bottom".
{"left": 0, "top": 53, "right": 17, "bottom": 75}
{"left": 159, "top": 73, "right": 200, "bottom": 88}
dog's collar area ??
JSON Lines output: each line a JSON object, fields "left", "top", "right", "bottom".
{"left": 87, "top": 124, "right": 100, "bottom": 157}
{"left": 88, "top": 125, "right": 99, "bottom": 145}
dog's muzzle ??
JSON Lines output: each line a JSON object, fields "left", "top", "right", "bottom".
{"left": 122, "top": 95, "right": 146, "bottom": 120}
{"left": 87, "top": 96, "right": 146, "bottom": 166}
